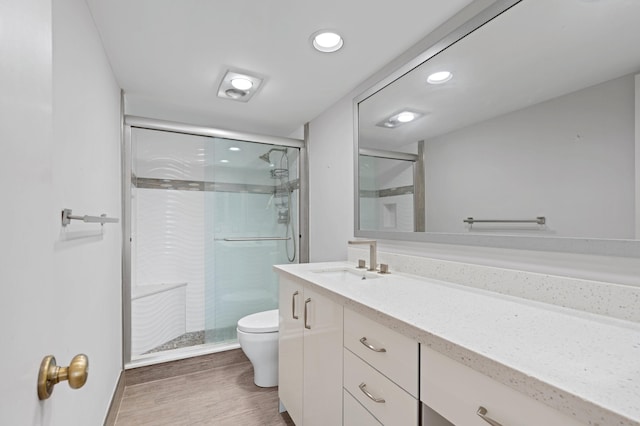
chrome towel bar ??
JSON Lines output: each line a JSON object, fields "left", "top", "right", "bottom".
{"left": 61, "top": 209, "right": 119, "bottom": 227}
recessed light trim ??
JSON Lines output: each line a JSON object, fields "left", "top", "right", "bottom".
{"left": 427, "top": 71, "right": 453, "bottom": 84}
{"left": 311, "top": 30, "right": 344, "bottom": 53}
{"left": 376, "top": 109, "right": 425, "bottom": 129}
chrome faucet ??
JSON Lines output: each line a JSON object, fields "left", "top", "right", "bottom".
{"left": 348, "top": 239, "right": 377, "bottom": 271}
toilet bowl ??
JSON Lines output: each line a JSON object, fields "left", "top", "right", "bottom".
{"left": 237, "top": 309, "right": 279, "bottom": 387}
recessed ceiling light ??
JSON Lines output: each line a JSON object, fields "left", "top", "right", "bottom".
{"left": 311, "top": 30, "right": 344, "bottom": 53}
{"left": 427, "top": 71, "right": 453, "bottom": 84}
{"left": 376, "top": 109, "right": 425, "bottom": 128}
{"left": 231, "top": 78, "right": 253, "bottom": 91}
{"left": 229, "top": 147, "right": 241, "bottom": 151}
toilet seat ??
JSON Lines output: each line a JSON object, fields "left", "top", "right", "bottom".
{"left": 237, "top": 309, "right": 278, "bottom": 333}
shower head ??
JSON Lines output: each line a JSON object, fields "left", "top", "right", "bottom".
{"left": 259, "top": 152, "right": 271, "bottom": 163}
{"left": 258, "top": 148, "right": 287, "bottom": 164}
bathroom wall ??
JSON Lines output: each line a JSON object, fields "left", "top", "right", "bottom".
{"left": 0, "top": 0, "right": 122, "bottom": 424}
{"left": 308, "top": 97, "right": 354, "bottom": 261}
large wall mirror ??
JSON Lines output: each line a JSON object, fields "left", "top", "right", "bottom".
{"left": 354, "top": 0, "right": 640, "bottom": 257}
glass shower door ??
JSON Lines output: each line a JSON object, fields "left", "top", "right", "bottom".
{"left": 129, "top": 125, "right": 299, "bottom": 360}
{"left": 205, "top": 138, "right": 299, "bottom": 344}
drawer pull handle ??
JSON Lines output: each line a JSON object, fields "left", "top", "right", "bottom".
{"left": 359, "top": 383, "right": 385, "bottom": 403}
{"left": 292, "top": 291, "right": 299, "bottom": 319}
{"left": 359, "top": 337, "right": 386, "bottom": 353}
{"left": 477, "top": 406, "right": 503, "bottom": 426}
{"left": 304, "top": 298, "right": 311, "bottom": 329}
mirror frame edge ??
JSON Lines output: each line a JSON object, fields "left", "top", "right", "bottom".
{"left": 352, "top": 0, "right": 640, "bottom": 259}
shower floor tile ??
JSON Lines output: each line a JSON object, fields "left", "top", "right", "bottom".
{"left": 144, "top": 328, "right": 237, "bottom": 354}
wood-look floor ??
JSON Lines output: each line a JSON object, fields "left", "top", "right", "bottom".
{"left": 115, "top": 354, "right": 295, "bottom": 425}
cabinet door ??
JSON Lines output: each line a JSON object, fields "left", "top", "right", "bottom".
{"left": 421, "top": 345, "right": 585, "bottom": 426}
{"left": 303, "top": 287, "right": 344, "bottom": 426}
{"left": 278, "top": 276, "right": 304, "bottom": 425}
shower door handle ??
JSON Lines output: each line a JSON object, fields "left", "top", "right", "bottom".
{"left": 304, "top": 298, "right": 311, "bottom": 329}
{"left": 292, "top": 291, "right": 299, "bottom": 319}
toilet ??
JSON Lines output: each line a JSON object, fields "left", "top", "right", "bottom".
{"left": 237, "top": 309, "right": 279, "bottom": 387}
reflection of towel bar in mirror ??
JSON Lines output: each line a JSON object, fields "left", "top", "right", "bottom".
{"left": 217, "top": 237, "right": 292, "bottom": 241}
{"left": 61, "top": 209, "right": 119, "bottom": 227}
{"left": 464, "top": 217, "right": 546, "bottom": 225}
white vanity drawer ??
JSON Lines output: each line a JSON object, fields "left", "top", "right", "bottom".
{"left": 420, "top": 345, "right": 585, "bottom": 426}
{"left": 344, "top": 349, "right": 418, "bottom": 426}
{"left": 344, "top": 308, "right": 418, "bottom": 397}
{"left": 344, "top": 389, "right": 382, "bottom": 426}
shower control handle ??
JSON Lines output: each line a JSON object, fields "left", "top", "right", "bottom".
{"left": 292, "top": 291, "right": 299, "bottom": 319}
{"left": 304, "top": 298, "right": 311, "bottom": 329}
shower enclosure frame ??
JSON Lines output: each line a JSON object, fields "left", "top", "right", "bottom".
{"left": 121, "top": 115, "right": 309, "bottom": 367}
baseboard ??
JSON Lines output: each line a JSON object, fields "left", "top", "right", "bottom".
{"left": 103, "top": 370, "right": 125, "bottom": 426}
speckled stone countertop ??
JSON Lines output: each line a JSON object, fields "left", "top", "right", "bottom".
{"left": 274, "top": 261, "right": 640, "bottom": 426}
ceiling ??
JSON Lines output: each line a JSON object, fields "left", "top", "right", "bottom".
{"left": 84, "top": 0, "right": 475, "bottom": 138}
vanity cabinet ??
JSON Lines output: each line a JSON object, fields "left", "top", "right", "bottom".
{"left": 420, "top": 345, "right": 585, "bottom": 426}
{"left": 343, "top": 308, "right": 419, "bottom": 426}
{"left": 278, "top": 275, "right": 343, "bottom": 426}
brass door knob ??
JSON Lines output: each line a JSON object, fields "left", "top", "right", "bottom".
{"left": 38, "top": 354, "right": 89, "bottom": 400}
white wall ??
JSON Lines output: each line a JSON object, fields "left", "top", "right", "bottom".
{"left": 0, "top": 0, "right": 122, "bottom": 424}
{"left": 51, "top": 0, "right": 122, "bottom": 423}
{"left": 308, "top": 97, "right": 354, "bottom": 261}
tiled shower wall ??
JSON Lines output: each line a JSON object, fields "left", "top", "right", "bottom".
{"left": 134, "top": 187, "right": 207, "bottom": 333}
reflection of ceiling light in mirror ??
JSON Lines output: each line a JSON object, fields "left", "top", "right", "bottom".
{"left": 311, "top": 30, "right": 344, "bottom": 53}
{"left": 217, "top": 70, "right": 264, "bottom": 102}
{"left": 427, "top": 71, "right": 453, "bottom": 84}
{"left": 397, "top": 112, "right": 416, "bottom": 123}
{"left": 230, "top": 78, "right": 253, "bottom": 90}
{"left": 229, "top": 147, "right": 241, "bottom": 151}
{"left": 220, "top": 159, "right": 229, "bottom": 163}
{"left": 376, "top": 110, "right": 424, "bottom": 128}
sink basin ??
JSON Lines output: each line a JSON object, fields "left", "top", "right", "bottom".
{"left": 311, "top": 267, "right": 382, "bottom": 282}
